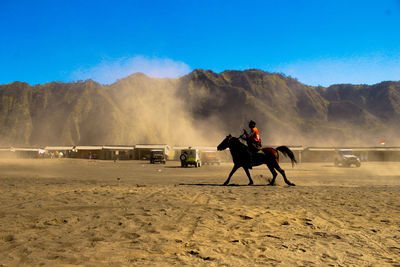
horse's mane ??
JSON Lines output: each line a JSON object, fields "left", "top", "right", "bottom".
{"left": 230, "top": 136, "right": 249, "bottom": 152}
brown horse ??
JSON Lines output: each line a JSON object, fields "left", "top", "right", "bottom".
{"left": 217, "top": 134, "right": 296, "bottom": 186}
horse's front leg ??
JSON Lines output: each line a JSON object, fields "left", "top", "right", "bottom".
{"left": 223, "top": 164, "right": 239, "bottom": 185}
{"left": 243, "top": 167, "right": 254, "bottom": 185}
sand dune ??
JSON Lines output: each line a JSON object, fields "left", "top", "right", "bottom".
{"left": 0, "top": 159, "right": 399, "bottom": 266}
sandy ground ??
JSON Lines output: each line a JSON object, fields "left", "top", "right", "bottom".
{"left": 0, "top": 159, "right": 399, "bottom": 266}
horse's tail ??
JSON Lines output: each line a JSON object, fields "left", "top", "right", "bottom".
{"left": 276, "top": 146, "right": 297, "bottom": 167}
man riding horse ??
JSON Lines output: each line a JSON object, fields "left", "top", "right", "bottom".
{"left": 217, "top": 133, "right": 296, "bottom": 186}
{"left": 241, "top": 120, "right": 263, "bottom": 168}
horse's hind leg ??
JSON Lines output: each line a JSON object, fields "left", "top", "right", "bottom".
{"left": 243, "top": 167, "right": 254, "bottom": 185}
{"left": 223, "top": 164, "right": 239, "bottom": 185}
{"left": 276, "top": 164, "right": 295, "bottom": 186}
{"left": 266, "top": 163, "right": 278, "bottom": 186}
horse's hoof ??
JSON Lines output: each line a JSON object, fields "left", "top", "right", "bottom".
{"left": 248, "top": 182, "right": 254, "bottom": 186}
{"left": 222, "top": 183, "right": 228, "bottom": 186}
{"left": 288, "top": 183, "right": 296, "bottom": 186}
{"left": 267, "top": 183, "right": 274, "bottom": 186}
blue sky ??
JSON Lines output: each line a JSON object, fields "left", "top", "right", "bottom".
{"left": 1, "top": 0, "right": 400, "bottom": 86}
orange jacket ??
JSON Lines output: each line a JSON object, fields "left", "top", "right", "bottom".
{"left": 249, "top": 127, "right": 261, "bottom": 143}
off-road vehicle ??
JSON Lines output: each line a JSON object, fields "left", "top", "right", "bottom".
{"left": 180, "top": 148, "right": 201, "bottom": 167}
{"left": 200, "top": 151, "right": 221, "bottom": 165}
{"left": 334, "top": 149, "right": 361, "bottom": 167}
{"left": 150, "top": 149, "right": 166, "bottom": 164}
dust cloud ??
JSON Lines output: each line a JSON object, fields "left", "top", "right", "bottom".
{"left": 106, "top": 75, "right": 225, "bottom": 147}
{"left": 67, "top": 57, "right": 225, "bottom": 147}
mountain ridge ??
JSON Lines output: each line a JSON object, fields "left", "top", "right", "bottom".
{"left": 1, "top": 69, "right": 399, "bottom": 146}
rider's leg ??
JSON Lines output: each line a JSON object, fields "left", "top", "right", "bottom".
{"left": 245, "top": 148, "right": 253, "bottom": 169}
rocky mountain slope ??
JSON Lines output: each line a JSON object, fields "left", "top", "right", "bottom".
{"left": 1, "top": 69, "right": 399, "bottom": 146}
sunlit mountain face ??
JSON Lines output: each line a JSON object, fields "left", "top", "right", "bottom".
{"left": 0, "top": 69, "right": 399, "bottom": 147}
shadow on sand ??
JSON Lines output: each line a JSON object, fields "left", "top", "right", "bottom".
{"left": 322, "top": 165, "right": 356, "bottom": 168}
{"left": 179, "top": 183, "right": 271, "bottom": 187}
{"left": 164, "top": 166, "right": 198, "bottom": 169}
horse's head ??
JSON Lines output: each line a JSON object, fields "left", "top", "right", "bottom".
{"left": 217, "top": 134, "right": 232, "bottom": 151}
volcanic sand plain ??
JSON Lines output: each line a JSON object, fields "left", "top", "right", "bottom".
{"left": 0, "top": 158, "right": 400, "bottom": 266}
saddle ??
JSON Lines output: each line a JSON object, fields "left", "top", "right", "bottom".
{"left": 262, "top": 147, "right": 277, "bottom": 157}
{"left": 253, "top": 147, "right": 279, "bottom": 161}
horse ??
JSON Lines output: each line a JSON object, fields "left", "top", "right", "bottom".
{"left": 217, "top": 134, "right": 296, "bottom": 186}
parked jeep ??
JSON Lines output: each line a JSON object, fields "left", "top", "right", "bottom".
{"left": 150, "top": 149, "right": 166, "bottom": 164}
{"left": 180, "top": 148, "right": 201, "bottom": 167}
{"left": 334, "top": 149, "right": 361, "bottom": 167}
{"left": 200, "top": 151, "right": 221, "bottom": 165}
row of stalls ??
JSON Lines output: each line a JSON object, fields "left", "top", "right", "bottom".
{"left": 0, "top": 145, "right": 169, "bottom": 160}
{"left": 2, "top": 145, "right": 400, "bottom": 162}
{"left": 48, "top": 145, "right": 144, "bottom": 160}
{"left": 0, "top": 148, "right": 46, "bottom": 159}
{"left": 0, "top": 146, "right": 133, "bottom": 160}
{"left": 0, "top": 145, "right": 220, "bottom": 161}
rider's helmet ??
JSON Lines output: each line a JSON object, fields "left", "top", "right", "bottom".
{"left": 249, "top": 120, "right": 256, "bottom": 128}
